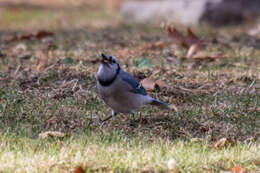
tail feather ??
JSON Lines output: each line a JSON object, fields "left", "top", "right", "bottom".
{"left": 150, "top": 98, "right": 171, "bottom": 110}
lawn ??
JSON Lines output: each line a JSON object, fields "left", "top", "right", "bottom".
{"left": 0, "top": 4, "right": 259, "bottom": 173}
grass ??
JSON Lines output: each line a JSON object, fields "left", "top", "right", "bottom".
{"left": 0, "top": 131, "right": 259, "bottom": 173}
{"left": 0, "top": 4, "right": 260, "bottom": 173}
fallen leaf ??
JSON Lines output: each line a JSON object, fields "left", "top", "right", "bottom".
{"left": 187, "top": 28, "right": 202, "bottom": 46}
{"left": 187, "top": 43, "right": 201, "bottom": 58}
{"left": 73, "top": 166, "right": 85, "bottom": 173}
{"left": 141, "top": 77, "right": 171, "bottom": 91}
{"left": 214, "top": 138, "right": 227, "bottom": 148}
{"left": 141, "top": 77, "right": 156, "bottom": 91}
{"left": 34, "top": 30, "right": 53, "bottom": 39}
{"left": 162, "top": 23, "right": 203, "bottom": 50}
{"left": 162, "top": 23, "right": 225, "bottom": 61}
{"left": 214, "top": 138, "right": 233, "bottom": 148}
{"left": 5, "top": 30, "right": 53, "bottom": 42}
{"left": 39, "top": 131, "right": 66, "bottom": 139}
{"left": 231, "top": 165, "right": 247, "bottom": 173}
{"left": 192, "top": 51, "right": 225, "bottom": 61}
{"left": 155, "top": 79, "right": 170, "bottom": 89}
{"left": 162, "top": 24, "right": 189, "bottom": 49}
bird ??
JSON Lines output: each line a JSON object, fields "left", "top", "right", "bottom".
{"left": 97, "top": 53, "right": 171, "bottom": 122}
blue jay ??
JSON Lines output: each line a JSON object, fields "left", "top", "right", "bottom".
{"left": 97, "top": 53, "right": 171, "bottom": 122}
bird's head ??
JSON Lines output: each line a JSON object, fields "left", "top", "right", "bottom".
{"left": 101, "top": 53, "right": 119, "bottom": 67}
{"left": 97, "top": 53, "right": 120, "bottom": 83}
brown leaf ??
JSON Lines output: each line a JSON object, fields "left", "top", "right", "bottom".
{"left": 191, "top": 51, "right": 225, "bottom": 61}
{"left": 73, "top": 166, "right": 85, "bottom": 173}
{"left": 162, "top": 23, "right": 203, "bottom": 50}
{"left": 141, "top": 77, "right": 156, "bottom": 91}
{"left": 163, "top": 24, "right": 189, "bottom": 49}
{"left": 162, "top": 23, "right": 227, "bottom": 61}
{"left": 35, "top": 30, "right": 53, "bottom": 39}
{"left": 39, "top": 131, "right": 66, "bottom": 139}
{"left": 5, "top": 30, "right": 53, "bottom": 42}
{"left": 213, "top": 137, "right": 236, "bottom": 148}
{"left": 214, "top": 138, "right": 228, "bottom": 148}
{"left": 140, "top": 78, "right": 171, "bottom": 92}
{"left": 155, "top": 79, "right": 170, "bottom": 89}
{"left": 231, "top": 165, "right": 247, "bottom": 173}
{"left": 187, "top": 28, "right": 202, "bottom": 46}
{"left": 186, "top": 43, "right": 201, "bottom": 58}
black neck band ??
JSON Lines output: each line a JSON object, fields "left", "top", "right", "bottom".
{"left": 98, "top": 65, "right": 120, "bottom": 87}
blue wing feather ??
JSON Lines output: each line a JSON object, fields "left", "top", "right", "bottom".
{"left": 120, "top": 71, "right": 147, "bottom": 95}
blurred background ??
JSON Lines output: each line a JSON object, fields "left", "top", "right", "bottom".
{"left": 1, "top": 0, "right": 260, "bottom": 30}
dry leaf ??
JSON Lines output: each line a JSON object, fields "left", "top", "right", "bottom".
{"left": 187, "top": 43, "right": 201, "bottom": 58}
{"left": 214, "top": 138, "right": 227, "bottom": 148}
{"left": 73, "top": 166, "right": 85, "bottom": 173}
{"left": 141, "top": 78, "right": 170, "bottom": 91}
{"left": 187, "top": 28, "right": 202, "bottom": 46}
{"left": 5, "top": 30, "right": 53, "bottom": 42}
{"left": 39, "top": 131, "right": 66, "bottom": 139}
{"left": 155, "top": 79, "right": 170, "bottom": 89}
{"left": 162, "top": 23, "right": 203, "bottom": 50}
{"left": 231, "top": 165, "right": 247, "bottom": 173}
{"left": 214, "top": 138, "right": 228, "bottom": 148}
{"left": 141, "top": 77, "right": 156, "bottom": 91}
{"left": 162, "top": 23, "right": 225, "bottom": 61}
{"left": 192, "top": 51, "right": 225, "bottom": 61}
{"left": 34, "top": 30, "right": 53, "bottom": 39}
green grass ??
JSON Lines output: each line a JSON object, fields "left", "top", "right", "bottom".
{"left": 0, "top": 6, "right": 260, "bottom": 173}
{"left": 0, "top": 131, "right": 259, "bottom": 173}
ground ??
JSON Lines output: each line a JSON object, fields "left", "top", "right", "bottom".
{"left": 0, "top": 3, "right": 259, "bottom": 173}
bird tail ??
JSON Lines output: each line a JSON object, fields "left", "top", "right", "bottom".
{"left": 150, "top": 98, "right": 171, "bottom": 110}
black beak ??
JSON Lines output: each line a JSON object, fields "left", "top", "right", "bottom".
{"left": 101, "top": 53, "right": 109, "bottom": 64}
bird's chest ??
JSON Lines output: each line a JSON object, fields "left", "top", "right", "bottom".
{"left": 97, "top": 81, "right": 121, "bottom": 100}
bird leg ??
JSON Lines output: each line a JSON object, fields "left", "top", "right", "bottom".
{"left": 131, "top": 112, "right": 135, "bottom": 120}
{"left": 100, "top": 110, "right": 117, "bottom": 122}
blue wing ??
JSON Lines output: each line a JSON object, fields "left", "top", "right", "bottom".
{"left": 120, "top": 71, "right": 147, "bottom": 95}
